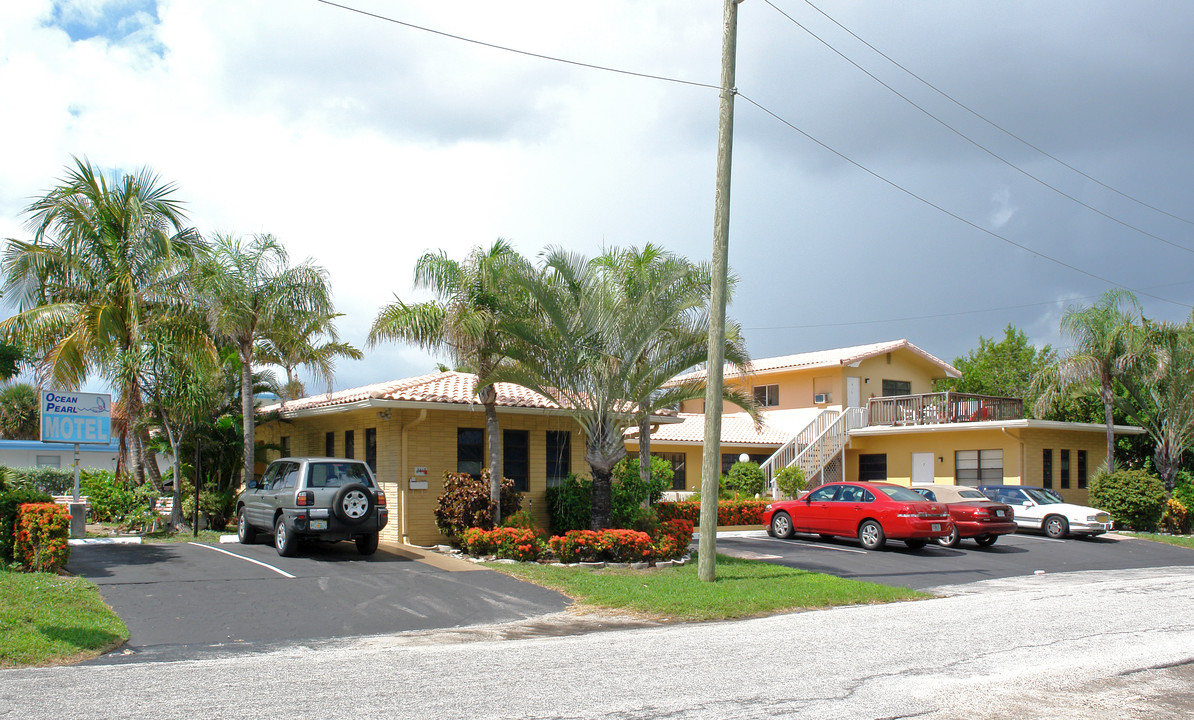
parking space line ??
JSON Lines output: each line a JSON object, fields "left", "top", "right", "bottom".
{"left": 1012, "top": 535, "right": 1066, "bottom": 544}
{"left": 188, "top": 542, "right": 296, "bottom": 578}
{"left": 754, "top": 536, "right": 869, "bottom": 554}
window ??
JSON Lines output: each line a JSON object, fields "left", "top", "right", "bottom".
{"left": 365, "top": 428, "right": 377, "bottom": 473}
{"left": 546, "top": 430, "right": 571, "bottom": 487}
{"left": 1077, "top": 450, "right": 1088, "bottom": 489}
{"left": 344, "top": 430, "right": 354, "bottom": 459}
{"left": 653, "top": 452, "right": 687, "bottom": 491}
{"left": 1060, "top": 449, "right": 1070, "bottom": 489}
{"left": 807, "top": 485, "right": 839, "bottom": 502}
{"left": 753, "top": 384, "right": 779, "bottom": 407}
{"left": 956, "top": 450, "right": 1003, "bottom": 486}
{"left": 882, "top": 380, "right": 911, "bottom": 396}
{"left": 35, "top": 455, "right": 60, "bottom": 468}
{"left": 280, "top": 436, "right": 291, "bottom": 457}
{"left": 859, "top": 454, "right": 887, "bottom": 481}
{"left": 721, "top": 453, "right": 770, "bottom": 474}
{"left": 1042, "top": 449, "right": 1053, "bottom": 488}
{"left": 325, "top": 431, "right": 335, "bottom": 457}
{"left": 503, "top": 429, "right": 529, "bottom": 492}
{"left": 457, "top": 428, "right": 484, "bottom": 477}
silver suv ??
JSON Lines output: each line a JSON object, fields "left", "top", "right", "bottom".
{"left": 236, "top": 457, "right": 388, "bottom": 557}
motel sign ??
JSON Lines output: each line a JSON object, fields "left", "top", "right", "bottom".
{"left": 40, "top": 390, "right": 112, "bottom": 445}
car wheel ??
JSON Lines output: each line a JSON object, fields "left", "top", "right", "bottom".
{"left": 904, "top": 539, "right": 927, "bottom": 550}
{"left": 356, "top": 532, "right": 379, "bottom": 556}
{"left": 935, "top": 525, "right": 960, "bottom": 548}
{"left": 770, "top": 512, "right": 794, "bottom": 539}
{"left": 858, "top": 520, "right": 886, "bottom": 550}
{"left": 275, "top": 517, "right": 298, "bottom": 557}
{"left": 975, "top": 534, "right": 998, "bottom": 546}
{"left": 333, "top": 483, "right": 375, "bottom": 526}
{"left": 1044, "top": 515, "right": 1069, "bottom": 539}
{"left": 237, "top": 507, "right": 256, "bottom": 544}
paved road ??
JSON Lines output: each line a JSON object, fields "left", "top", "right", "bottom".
{"left": 4, "top": 566, "right": 1192, "bottom": 719}
{"left": 714, "top": 529, "right": 1194, "bottom": 589}
{"left": 65, "top": 539, "right": 567, "bottom": 663}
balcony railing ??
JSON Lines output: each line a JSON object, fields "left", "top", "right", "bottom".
{"left": 866, "top": 392, "right": 1022, "bottom": 427}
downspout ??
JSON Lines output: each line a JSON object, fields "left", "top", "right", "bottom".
{"left": 1001, "top": 428, "right": 1023, "bottom": 484}
{"left": 400, "top": 408, "right": 429, "bottom": 545}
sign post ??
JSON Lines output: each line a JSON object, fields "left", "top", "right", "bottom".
{"left": 40, "top": 390, "right": 112, "bottom": 538}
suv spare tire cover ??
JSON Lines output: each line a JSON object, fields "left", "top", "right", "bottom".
{"left": 333, "top": 483, "right": 375, "bottom": 525}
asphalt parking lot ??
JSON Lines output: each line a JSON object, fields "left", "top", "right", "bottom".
{"left": 67, "top": 538, "right": 568, "bottom": 664}
{"left": 714, "top": 529, "right": 1194, "bottom": 589}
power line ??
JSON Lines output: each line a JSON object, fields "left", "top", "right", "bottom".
{"left": 761, "top": 0, "right": 1194, "bottom": 255}
{"left": 312, "top": 0, "right": 719, "bottom": 91}
{"left": 736, "top": 92, "right": 1193, "bottom": 311}
{"left": 795, "top": 0, "right": 1194, "bottom": 228}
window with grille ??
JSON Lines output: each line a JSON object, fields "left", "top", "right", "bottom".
{"left": 955, "top": 449, "right": 1002, "bottom": 486}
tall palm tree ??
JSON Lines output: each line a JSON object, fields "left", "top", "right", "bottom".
{"left": 199, "top": 233, "right": 333, "bottom": 485}
{"left": 367, "top": 239, "right": 530, "bottom": 524}
{"left": 0, "top": 157, "right": 204, "bottom": 485}
{"left": 256, "top": 310, "right": 362, "bottom": 401}
{"left": 1035, "top": 289, "right": 1146, "bottom": 473}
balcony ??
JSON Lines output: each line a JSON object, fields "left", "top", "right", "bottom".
{"left": 866, "top": 392, "right": 1022, "bottom": 427}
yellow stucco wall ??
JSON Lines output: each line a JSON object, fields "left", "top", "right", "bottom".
{"left": 623, "top": 441, "right": 781, "bottom": 492}
{"left": 256, "top": 406, "right": 587, "bottom": 547}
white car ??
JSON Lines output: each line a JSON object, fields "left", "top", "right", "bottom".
{"left": 977, "top": 485, "right": 1112, "bottom": 539}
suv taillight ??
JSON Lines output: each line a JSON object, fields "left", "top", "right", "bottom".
{"left": 296, "top": 491, "right": 314, "bottom": 506}
{"left": 376, "top": 491, "right": 387, "bottom": 507}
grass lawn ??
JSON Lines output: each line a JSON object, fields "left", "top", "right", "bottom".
{"left": 490, "top": 553, "right": 929, "bottom": 621}
{"left": 0, "top": 570, "right": 128, "bottom": 667}
{"left": 1123, "top": 532, "right": 1194, "bottom": 550}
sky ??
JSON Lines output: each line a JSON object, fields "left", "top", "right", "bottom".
{"left": 2, "top": 0, "right": 1192, "bottom": 396}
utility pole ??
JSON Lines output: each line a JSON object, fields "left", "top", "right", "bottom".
{"left": 698, "top": 0, "right": 741, "bottom": 583}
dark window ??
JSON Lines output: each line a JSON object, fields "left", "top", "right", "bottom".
{"left": 503, "top": 429, "right": 529, "bottom": 492}
{"left": 653, "top": 452, "right": 687, "bottom": 491}
{"left": 344, "top": 430, "right": 355, "bottom": 459}
{"left": 859, "top": 454, "right": 887, "bottom": 481}
{"left": 325, "top": 431, "right": 335, "bottom": 457}
{"left": 1077, "top": 450, "right": 1087, "bottom": 489}
{"left": 807, "top": 485, "right": 839, "bottom": 502}
{"left": 280, "top": 436, "right": 290, "bottom": 457}
{"left": 457, "top": 428, "right": 484, "bottom": 477}
{"left": 956, "top": 450, "right": 1002, "bottom": 486}
{"left": 1042, "top": 449, "right": 1053, "bottom": 489}
{"left": 753, "top": 384, "right": 779, "bottom": 407}
{"left": 365, "top": 428, "right": 377, "bottom": 473}
{"left": 1060, "top": 450, "right": 1071, "bottom": 489}
{"left": 546, "top": 430, "right": 571, "bottom": 488}
{"left": 721, "top": 453, "right": 770, "bottom": 474}
{"left": 882, "top": 380, "right": 911, "bottom": 396}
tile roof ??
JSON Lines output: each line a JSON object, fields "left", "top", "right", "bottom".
{"left": 625, "top": 412, "right": 794, "bottom": 446}
{"left": 262, "top": 371, "right": 566, "bottom": 414}
{"left": 670, "top": 339, "right": 961, "bottom": 383}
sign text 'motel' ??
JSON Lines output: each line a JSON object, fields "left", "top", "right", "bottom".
{"left": 40, "top": 390, "right": 112, "bottom": 444}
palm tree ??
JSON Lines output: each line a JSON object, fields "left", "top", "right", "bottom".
{"left": 1035, "top": 289, "right": 1146, "bottom": 473}
{"left": 0, "top": 382, "right": 40, "bottom": 440}
{"left": 199, "top": 233, "right": 333, "bottom": 485}
{"left": 0, "top": 157, "right": 205, "bottom": 485}
{"left": 367, "top": 239, "right": 530, "bottom": 524}
{"left": 256, "top": 310, "right": 362, "bottom": 401}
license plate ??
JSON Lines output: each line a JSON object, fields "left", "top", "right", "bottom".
{"left": 995, "top": 510, "right": 1006, "bottom": 518}
{"left": 310, "top": 520, "right": 328, "bottom": 530}
{"left": 931, "top": 523, "right": 942, "bottom": 532}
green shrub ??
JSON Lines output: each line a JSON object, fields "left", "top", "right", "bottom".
{"left": 79, "top": 472, "right": 142, "bottom": 523}
{"left": 500, "top": 509, "right": 538, "bottom": 530}
{"left": 655, "top": 499, "right": 770, "bottom": 526}
{"left": 1089, "top": 469, "right": 1168, "bottom": 531}
{"left": 433, "top": 470, "right": 521, "bottom": 539}
{"left": 0, "top": 488, "right": 52, "bottom": 563}
{"left": 180, "top": 488, "right": 236, "bottom": 531}
{"left": 1173, "top": 471, "right": 1194, "bottom": 512}
{"left": 774, "top": 465, "right": 806, "bottom": 498}
{"left": 546, "top": 474, "right": 592, "bottom": 534}
{"left": 1160, "top": 498, "right": 1191, "bottom": 535}
{"left": 722, "top": 461, "right": 766, "bottom": 498}
{"left": 0, "top": 466, "right": 75, "bottom": 495}
{"left": 611, "top": 455, "right": 673, "bottom": 527}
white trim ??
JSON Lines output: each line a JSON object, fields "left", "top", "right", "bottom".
{"left": 268, "top": 398, "right": 682, "bottom": 424}
{"left": 848, "top": 418, "right": 1145, "bottom": 437}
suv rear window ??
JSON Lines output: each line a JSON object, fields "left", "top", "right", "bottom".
{"left": 308, "top": 462, "right": 374, "bottom": 488}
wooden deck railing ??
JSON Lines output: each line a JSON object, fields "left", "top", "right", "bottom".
{"left": 866, "top": 392, "right": 1022, "bottom": 427}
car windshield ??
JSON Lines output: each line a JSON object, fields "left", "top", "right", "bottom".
{"left": 877, "top": 485, "right": 929, "bottom": 502}
{"left": 1025, "top": 487, "right": 1064, "bottom": 504}
{"left": 309, "top": 462, "right": 374, "bottom": 488}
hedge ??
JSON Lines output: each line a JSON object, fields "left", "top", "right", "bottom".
{"left": 655, "top": 500, "right": 770, "bottom": 526}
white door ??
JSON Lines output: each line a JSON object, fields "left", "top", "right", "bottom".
{"left": 911, "top": 453, "right": 935, "bottom": 485}
{"left": 847, "top": 377, "right": 861, "bottom": 408}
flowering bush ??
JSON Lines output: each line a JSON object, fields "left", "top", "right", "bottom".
{"left": 651, "top": 518, "right": 694, "bottom": 560}
{"left": 434, "top": 470, "right": 522, "bottom": 538}
{"left": 548, "top": 529, "right": 653, "bottom": 563}
{"left": 460, "top": 526, "right": 546, "bottom": 561}
{"left": 655, "top": 500, "right": 769, "bottom": 526}
{"left": 14, "top": 502, "right": 71, "bottom": 572}
{"left": 1160, "top": 498, "right": 1191, "bottom": 535}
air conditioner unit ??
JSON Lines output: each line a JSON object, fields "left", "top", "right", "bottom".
{"left": 814, "top": 393, "right": 830, "bottom": 404}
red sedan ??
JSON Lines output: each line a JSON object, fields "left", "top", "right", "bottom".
{"left": 764, "top": 481, "right": 953, "bottom": 551}
{"left": 911, "top": 485, "right": 1017, "bottom": 547}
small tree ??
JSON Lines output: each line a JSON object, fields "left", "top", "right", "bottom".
{"left": 774, "top": 465, "right": 807, "bottom": 498}
{"left": 1089, "top": 469, "right": 1167, "bottom": 531}
{"left": 722, "top": 461, "right": 766, "bottom": 497}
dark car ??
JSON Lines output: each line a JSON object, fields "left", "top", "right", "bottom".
{"left": 911, "top": 485, "right": 1017, "bottom": 547}
{"left": 236, "top": 457, "right": 388, "bottom": 556}
{"left": 763, "top": 481, "right": 952, "bottom": 551}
